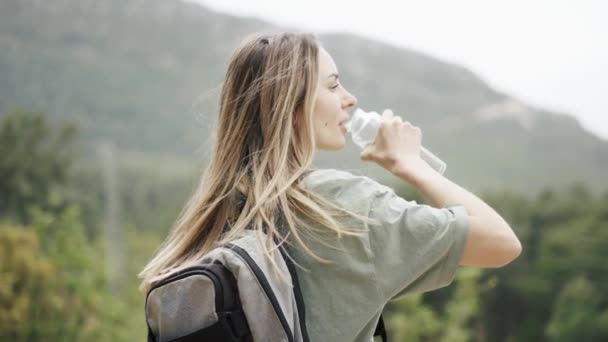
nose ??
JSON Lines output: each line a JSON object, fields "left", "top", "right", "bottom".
{"left": 343, "top": 91, "right": 357, "bottom": 111}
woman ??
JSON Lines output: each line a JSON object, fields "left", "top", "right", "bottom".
{"left": 139, "top": 32, "right": 522, "bottom": 341}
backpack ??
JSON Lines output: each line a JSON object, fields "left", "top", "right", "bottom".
{"left": 144, "top": 229, "right": 388, "bottom": 341}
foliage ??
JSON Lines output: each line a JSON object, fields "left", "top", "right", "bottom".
{"left": 0, "top": 110, "right": 77, "bottom": 225}
{"left": 2, "top": 110, "right": 608, "bottom": 341}
{"left": 0, "top": 226, "right": 67, "bottom": 340}
{"left": 545, "top": 276, "right": 608, "bottom": 341}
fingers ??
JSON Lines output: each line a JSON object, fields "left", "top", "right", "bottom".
{"left": 381, "top": 109, "right": 394, "bottom": 120}
{"left": 378, "top": 108, "right": 423, "bottom": 135}
{"left": 382, "top": 109, "right": 400, "bottom": 130}
{"left": 360, "top": 146, "right": 373, "bottom": 161}
{"left": 360, "top": 109, "right": 425, "bottom": 165}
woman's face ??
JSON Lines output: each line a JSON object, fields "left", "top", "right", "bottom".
{"left": 311, "top": 47, "right": 357, "bottom": 151}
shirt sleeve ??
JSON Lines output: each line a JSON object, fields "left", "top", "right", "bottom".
{"left": 367, "top": 185, "right": 470, "bottom": 301}
{"left": 301, "top": 168, "right": 469, "bottom": 302}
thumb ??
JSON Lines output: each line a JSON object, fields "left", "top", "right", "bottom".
{"left": 360, "top": 146, "right": 372, "bottom": 161}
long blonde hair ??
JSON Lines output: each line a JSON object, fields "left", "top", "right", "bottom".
{"left": 139, "top": 32, "right": 376, "bottom": 292}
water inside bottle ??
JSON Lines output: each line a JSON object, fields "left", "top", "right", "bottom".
{"left": 351, "top": 130, "right": 374, "bottom": 148}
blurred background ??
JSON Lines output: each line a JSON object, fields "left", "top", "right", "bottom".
{"left": 1, "top": 0, "right": 607, "bottom": 340}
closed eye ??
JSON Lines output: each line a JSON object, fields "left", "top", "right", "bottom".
{"left": 330, "top": 84, "right": 340, "bottom": 90}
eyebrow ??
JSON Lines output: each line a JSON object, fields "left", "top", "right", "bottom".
{"left": 327, "top": 73, "right": 339, "bottom": 80}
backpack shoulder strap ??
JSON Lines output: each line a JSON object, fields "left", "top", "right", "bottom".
{"left": 224, "top": 230, "right": 302, "bottom": 341}
{"left": 226, "top": 242, "right": 296, "bottom": 342}
{"left": 276, "top": 241, "right": 310, "bottom": 342}
{"left": 374, "top": 315, "right": 387, "bottom": 342}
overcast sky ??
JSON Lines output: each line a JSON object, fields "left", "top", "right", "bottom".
{"left": 194, "top": 0, "right": 607, "bottom": 140}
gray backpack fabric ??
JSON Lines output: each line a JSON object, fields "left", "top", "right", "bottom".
{"left": 145, "top": 230, "right": 309, "bottom": 342}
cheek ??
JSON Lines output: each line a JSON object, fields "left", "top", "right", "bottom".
{"left": 313, "top": 93, "right": 339, "bottom": 123}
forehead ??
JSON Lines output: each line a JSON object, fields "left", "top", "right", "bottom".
{"left": 318, "top": 47, "right": 338, "bottom": 74}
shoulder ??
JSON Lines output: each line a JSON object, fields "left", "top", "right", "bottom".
{"left": 301, "top": 168, "right": 394, "bottom": 201}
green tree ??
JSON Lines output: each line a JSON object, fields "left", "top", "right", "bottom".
{"left": 545, "top": 275, "right": 608, "bottom": 341}
{"left": 438, "top": 268, "right": 482, "bottom": 342}
{"left": 0, "top": 207, "right": 149, "bottom": 341}
{"left": 0, "top": 110, "right": 148, "bottom": 341}
{"left": 0, "top": 110, "right": 78, "bottom": 225}
{"left": 386, "top": 293, "right": 441, "bottom": 341}
{"left": 478, "top": 185, "right": 608, "bottom": 341}
{"left": 385, "top": 269, "right": 482, "bottom": 341}
{"left": 0, "top": 225, "right": 81, "bottom": 340}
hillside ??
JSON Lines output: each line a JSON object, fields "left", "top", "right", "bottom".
{"left": 1, "top": 0, "right": 606, "bottom": 195}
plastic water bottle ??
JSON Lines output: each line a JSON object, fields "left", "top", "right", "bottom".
{"left": 344, "top": 108, "right": 447, "bottom": 174}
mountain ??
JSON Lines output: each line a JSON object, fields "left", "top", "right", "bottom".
{"left": 1, "top": 0, "right": 607, "bottom": 195}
